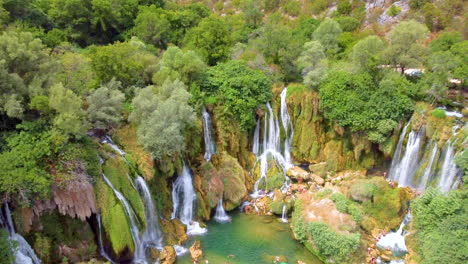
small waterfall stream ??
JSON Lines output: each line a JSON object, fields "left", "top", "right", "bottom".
{"left": 102, "top": 174, "right": 146, "bottom": 264}
{"left": 377, "top": 212, "right": 411, "bottom": 255}
{"left": 280, "top": 204, "right": 288, "bottom": 223}
{"left": 97, "top": 214, "right": 116, "bottom": 264}
{"left": 389, "top": 127, "right": 425, "bottom": 187}
{"left": 171, "top": 162, "right": 207, "bottom": 235}
{"left": 136, "top": 176, "right": 163, "bottom": 250}
{"left": 437, "top": 143, "right": 462, "bottom": 192}
{"left": 1, "top": 203, "right": 41, "bottom": 264}
{"left": 419, "top": 143, "right": 438, "bottom": 189}
{"left": 202, "top": 107, "right": 217, "bottom": 162}
{"left": 251, "top": 87, "right": 294, "bottom": 197}
{"left": 214, "top": 199, "right": 231, "bottom": 223}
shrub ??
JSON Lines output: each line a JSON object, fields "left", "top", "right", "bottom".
{"left": 431, "top": 109, "right": 446, "bottom": 119}
{"left": 387, "top": 5, "right": 401, "bottom": 17}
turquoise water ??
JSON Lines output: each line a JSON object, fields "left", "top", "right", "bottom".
{"left": 177, "top": 212, "right": 322, "bottom": 264}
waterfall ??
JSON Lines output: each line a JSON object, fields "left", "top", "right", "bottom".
{"left": 1, "top": 203, "right": 41, "bottom": 264}
{"left": 388, "top": 123, "right": 409, "bottom": 178}
{"left": 171, "top": 163, "right": 207, "bottom": 235}
{"left": 102, "top": 174, "right": 146, "bottom": 264}
{"left": 102, "top": 136, "right": 126, "bottom": 156}
{"left": 437, "top": 143, "right": 462, "bottom": 193}
{"left": 173, "top": 245, "right": 189, "bottom": 256}
{"left": 252, "top": 119, "right": 260, "bottom": 155}
{"left": 251, "top": 87, "right": 294, "bottom": 197}
{"left": 280, "top": 204, "right": 288, "bottom": 223}
{"left": 280, "top": 88, "right": 294, "bottom": 165}
{"left": 214, "top": 199, "right": 231, "bottom": 223}
{"left": 202, "top": 107, "right": 216, "bottom": 161}
{"left": 377, "top": 212, "right": 411, "bottom": 254}
{"left": 136, "top": 176, "right": 163, "bottom": 250}
{"left": 418, "top": 143, "right": 438, "bottom": 189}
{"left": 97, "top": 214, "right": 116, "bottom": 264}
{"left": 389, "top": 126, "right": 425, "bottom": 187}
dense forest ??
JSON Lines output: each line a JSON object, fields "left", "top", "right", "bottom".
{"left": 0, "top": 0, "right": 466, "bottom": 264}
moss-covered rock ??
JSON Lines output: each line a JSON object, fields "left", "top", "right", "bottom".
{"left": 160, "top": 218, "right": 188, "bottom": 246}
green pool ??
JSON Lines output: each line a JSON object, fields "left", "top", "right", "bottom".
{"left": 177, "top": 212, "right": 322, "bottom": 264}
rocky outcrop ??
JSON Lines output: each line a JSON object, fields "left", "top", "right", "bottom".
{"left": 287, "top": 166, "right": 310, "bottom": 181}
{"left": 189, "top": 240, "right": 203, "bottom": 262}
{"left": 160, "top": 246, "right": 176, "bottom": 264}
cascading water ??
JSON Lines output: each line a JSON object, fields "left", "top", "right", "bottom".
{"left": 389, "top": 126, "right": 425, "bottom": 187}
{"left": 437, "top": 142, "right": 462, "bottom": 193}
{"left": 202, "top": 107, "right": 217, "bottom": 162}
{"left": 280, "top": 204, "right": 288, "bottom": 223}
{"left": 0, "top": 203, "right": 41, "bottom": 264}
{"left": 418, "top": 143, "right": 438, "bottom": 190}
{"left": 136, "top": 176, "right": 164, "bottom": 250}
{"left": 171, "top": 163, "right": 207, "bottom": 235}
{"left": 102, "top": 174, "right": 146, "bottom": 264}
{"left": 388, "top": 121, "right": 463, "bottom": 192}
{"left": 102, "top": 136, "right": 126, "bottom": 156}
{"left": 377, "top": 212, "right": 411, "bottom": 255}
{"left": 97, "top": 214, "right": 116, "bottom": 264}
{"left": 214, "top": 199, "right": 231, "bottom": 223}
{"left": 251, "top": 87, "right": 294, "bottom": 197}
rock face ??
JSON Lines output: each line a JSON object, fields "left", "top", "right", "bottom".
{"left": 160, "top": 218, "right": 188, "bottom": 245}
{"left": 189, "top": 240, "right": 203, "bottom": 261}
{"left": 287, "top": 166, "right": 310, "bottom": 181}
{"left": 160, "top": 246, "right": 176, "bottom": 264}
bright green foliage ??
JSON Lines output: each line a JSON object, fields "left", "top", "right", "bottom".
{"left": 152, "top": 46, "right": 206, "bottom": 85}
{"left": 337, "top": 0, "right": 352, "bottom": 15}
{"left": 130, "top": 80, "right": 195, "bottom": 160}
{"left": 330, "top": 193, "right": 363, "bottom": 223}
{"left": 291, "top": 200, "right": 360, "bottom": 263}
{"left": 0, "top": 122, "right": 56, "bottom": 201}
{"left": 0, "top": 229, "right": 15, "bottom": 264}
{"left": 296, "top": 41, "right": 328, "bottom": 89}
{"left": 96, "top": 177, "right": 134, "bottom": 254}
{"left": 199, "top": 60, "right": 272, "bottom": 130}
{"left": 387, "top": 5, "right": 401, "bottom": 17}
{"left": 412, "top": 188, "right": 468, "bottom": 264}
{"left": 87, "top": 78, "right": 125, "bottom": 130}
{"left": 239, "top": 0, "right": 262, "bottom": 28}
{"left": 48, "top": 83, "right": 86, "bottom": 138}
{"left": 184, "top": 15, "right": 233, "bottom": 65}
{"left": 0, "top": 30, "right": 55, "bottom": 118}
{"left": 335, "top": 16, "right": 360, "bottom": 32}
{"left": 132, "top": 3, "right": 209, "bottom": 48}
{"left": 319, "top": 71, "right": 414, "bottom": 137}
{"left": 349, "top": 35, "right": 384, "bottom": 72}
{"left": 89, "top": 40, "right": 157, "bottom": 88}
{"left": 57, "top": 52, "right": 97, "bottom": 96}
{"left": 431, "top": 108, "right": 446, "bottom": 119}
{"left": 383, "top": 20, "right": 428, "bottom": 73}
{"left": 313, "top": 19, "right": 342, "bottom": 54}
{"left": 429, "top": 31, "right": 462, "bottom": 52}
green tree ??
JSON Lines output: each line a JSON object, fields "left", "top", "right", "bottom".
{"left": 349, "top": 36, "right": 384, "bottom": 73}
{"left": 48, "top": 83, "right": 86, "bottom": 138}
{"left": 383, "top": 20, "right": 428, "bottom": 74}
{"left": 89, "top": 40, "right": 157, "bottom": 88}
{"left": 429, "top": 31, "right": 462, "bottom": 52}
{"left": 0, "top": 31, "right": 55, "bottom": 119}
{"left": 130, "top": 80, "right": 195, "bottom": 160}
{"left": 240, "top": 0, "right": 262, "bottom": 28}
{"left": 0, "top": 229, "right": 15, "bottom": 263}
{"left": 57, "top": 51, "right": 97, "bottom": 96}
{"left": 313, "top": 18, "right": 342, "bottom": 54}
{"left": 184, "top": 15, "right": 233, "bottom": 65}
{"left": 132, "top": 5, "right": 171, "bottom": 48}
{"left": 0, "top": 122, "right": 56, "bottom": 201}
{"left": 199, "top": 60, "right": 272, "bottom": 130}
{"left": 87, "top": 78, "right": 125, "bottom": 131}
{"left": 296, "top": 41, "right": 328, "bottom": 89}
{"left": 152, "top": 46, "right": 206, "bottom": 85}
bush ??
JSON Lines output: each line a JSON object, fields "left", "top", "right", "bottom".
{"left": 0, "top": 229, "right": 15, "bottom": 264}
{"left": 336, "top": 16, "right": 360, "bottom": 32}
{"left": 330, "top": 193, "right": 363, "bottom": 223}
{"left": 431, "top": 109, "right": 446, "bottom": 119}
{"left": 387, "top": 5, "right": 401, "bottom": 17}
{"left": 284, "top": 0, "right": 301, "bottom": 16}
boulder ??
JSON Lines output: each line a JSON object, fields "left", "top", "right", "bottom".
{"left": 189, "top": 240, "right": 203, "bottom": 261}
{"left": 160, "top": 246, "right": 176, "bottom": 264}
{"left": 311, "top": 174, "right": 325, "bottom": 186}
{"left": 287, "top": 166, "right": 310, "bottom": 181}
